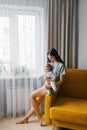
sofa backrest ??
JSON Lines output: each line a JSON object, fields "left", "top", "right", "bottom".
{"left": 60, "top": 69, "right": 87, "bottom": 99}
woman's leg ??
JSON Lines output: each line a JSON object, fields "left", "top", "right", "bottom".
{"left": 16, "top": 89, "right": 45, "bottom": 124}
{"left": 16, "top": 107, "right": 35, "bottom": 124}
{"left": 24, "top": 96, "right": 44, "bottom": 119}
{"left": 29, "top": 89, "right": 45, "bottom": 125}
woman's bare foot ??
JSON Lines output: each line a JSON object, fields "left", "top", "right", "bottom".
{"left": 39, "top": 115, "right": 44, "bottom": 126}
{"left": 16, "top": 118, "right": 29, "bottom": 124}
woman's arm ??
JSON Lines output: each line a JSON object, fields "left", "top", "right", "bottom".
{"left": 46, "top": 75, "right": 65, "bottom": 89}
{"left": 56, "top": 75, "right": 65, "bottom": 87}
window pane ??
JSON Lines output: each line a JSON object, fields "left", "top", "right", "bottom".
{"left": 18, "top": 15, "right": 35, "bottom": 69}
{"left": 0, "top": 17, "right": 10, "bottom": 73}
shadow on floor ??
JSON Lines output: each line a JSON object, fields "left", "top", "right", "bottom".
{"left": 58, "top": 127, "right": 73, "bottom": 130}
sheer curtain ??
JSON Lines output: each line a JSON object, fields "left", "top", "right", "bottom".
{"left": 0, "top": 0, "right": 48, "bottom": 118}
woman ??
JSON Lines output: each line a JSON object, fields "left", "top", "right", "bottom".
{"left": 16, "top": 48, "right": 66, "bottom": 126}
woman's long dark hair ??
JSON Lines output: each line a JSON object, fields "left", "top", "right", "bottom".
{"left": 47, "top": 48, "right": 64, "bottom": 64}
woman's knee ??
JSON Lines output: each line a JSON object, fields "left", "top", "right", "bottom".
{"left": 29, "top": 92, "right": 33, "bottom": 100}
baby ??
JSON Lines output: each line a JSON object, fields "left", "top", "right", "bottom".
{"left": 40, "top": 64, "right": 57, "bottom": 94}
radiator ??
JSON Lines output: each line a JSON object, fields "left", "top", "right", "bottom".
{"left": 0, "top": 77, "right": 44, "bottom": 117}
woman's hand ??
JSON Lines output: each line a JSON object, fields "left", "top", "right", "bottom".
{"left": 45, "top": 84, "right": 52, "bottom": 89}
{"left": 44, "top": 76, "right": 50, "bottom": 82}
{"left": 56, "top": 75, "right": 65, "bottom": 87}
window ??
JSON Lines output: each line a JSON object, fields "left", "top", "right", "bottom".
{"left": 18, "top": 15, "right": 35, "bottom": 69}
{"left": 0, "top": 17, "right": 10, "bottom": 72}
{"left": 0, "top": 6, "right": 43, "bottom": 76}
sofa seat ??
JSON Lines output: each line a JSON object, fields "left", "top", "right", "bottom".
{"left": 50, "top": 97, "right": 87, "bottom": 125}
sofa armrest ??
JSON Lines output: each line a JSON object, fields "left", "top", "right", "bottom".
{"left": 44, "top": 94, "right": 57, "bottom": 125}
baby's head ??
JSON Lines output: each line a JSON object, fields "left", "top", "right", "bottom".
{"left": 45, "top": 64, "right": 52, "bottom": 73}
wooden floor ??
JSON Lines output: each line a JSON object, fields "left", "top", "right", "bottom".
{"left": 0, "top": 117, "right": 51, "bottom": 130}
{"left": 0, "top": 117, "right": 72, "bottom": 130}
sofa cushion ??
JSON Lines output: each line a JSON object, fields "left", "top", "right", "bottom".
{"left": 50, "top": 97, "right": 87, "bottom": 125}
{"left": 60, "top": 69, "right": 87, "bottom": 99}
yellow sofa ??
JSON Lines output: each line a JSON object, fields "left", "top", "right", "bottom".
{"left": 44, "top": 69, "right": 87, "bottom": 130}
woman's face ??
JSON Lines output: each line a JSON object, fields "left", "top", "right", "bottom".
{"left": 47, "top": 54, "right": 55, "bottom": 63}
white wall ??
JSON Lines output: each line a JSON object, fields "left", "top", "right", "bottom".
{"left": 78, "top": 0, "right": 87, "bottom": 69}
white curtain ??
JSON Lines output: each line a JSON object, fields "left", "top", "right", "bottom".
{"left": 0, "top": 0, "right": 48, "bottom": 118}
